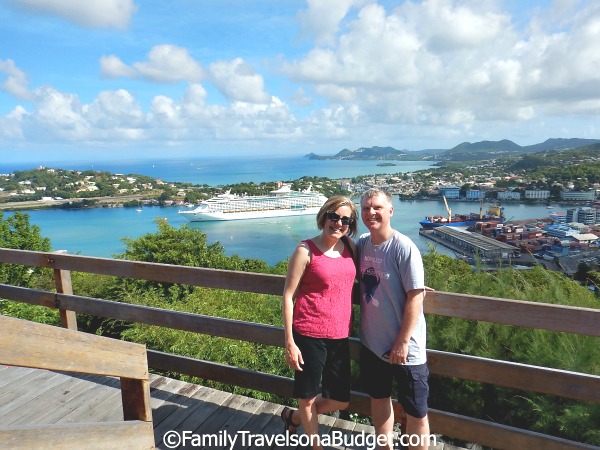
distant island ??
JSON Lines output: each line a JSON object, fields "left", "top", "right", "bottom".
{"left": 306, "top": 138, "right": 600, "bottom": 162}
{"left": 306, "top": 146, "right": 419, "bottom": 161}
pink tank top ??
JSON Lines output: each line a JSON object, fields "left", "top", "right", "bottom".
{"left": 292, "top": 239, "right": 356, "bottom": 339}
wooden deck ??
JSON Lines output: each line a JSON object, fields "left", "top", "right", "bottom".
{"left": 1, "top": 364, "right": 457, "bottom": 450}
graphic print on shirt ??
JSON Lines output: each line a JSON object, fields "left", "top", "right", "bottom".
{"left": 361, "top": 267, "right": 380, "bottom": 306}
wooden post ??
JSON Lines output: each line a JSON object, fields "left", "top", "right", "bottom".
{"left": 120, "top": 377, "right": 152, "bottom": 422}
{"left": 52, "top": 250, "right": 77, "bottom": 330}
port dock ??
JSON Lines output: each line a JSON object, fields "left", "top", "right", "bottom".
{"left": 420, "top": 226, "right": 520, "bottom": 261}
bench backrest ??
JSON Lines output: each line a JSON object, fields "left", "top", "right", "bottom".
{"left": 0, "top": 315, "right": 155, "bottom": 449}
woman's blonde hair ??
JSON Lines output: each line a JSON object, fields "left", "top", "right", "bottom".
{"left": 316, "top": 195, "right": 358, "bottom": 237}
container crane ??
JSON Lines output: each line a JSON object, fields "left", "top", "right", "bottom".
{"left": 442, "top": 195, "right": 452, "bottom": 223}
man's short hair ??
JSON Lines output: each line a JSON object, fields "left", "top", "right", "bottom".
{"left": 360, "top": 188, "right": 392, "bottom": 205}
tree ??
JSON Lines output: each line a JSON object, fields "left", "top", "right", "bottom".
{"left": 459, "top": 183, "right": 471, "bottom": 198}
{"left": 116, "top": 219, "right": 275, "bottom": 301}
{"left": 0, "top": 211, "right": 56, "bottom": 323}
{"left": 423, "top": 252, "right": 600, "bottom": 446}
{"left": 0, "top": 211, "right": 51, "bottom": 287}
{"left": 574, "top": 261, "right": 591, "bottom": 283}
{"left": 184, "top": 191, "right": 203, "bottom": 204}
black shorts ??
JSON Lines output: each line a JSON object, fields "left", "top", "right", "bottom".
{"left": 292, "top": 330, "right": 351, "bottom": 402}
{"left": 360, "top": 344, "right": 429, "bottom": 418}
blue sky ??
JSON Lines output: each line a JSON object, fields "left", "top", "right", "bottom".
{"left": 0, "top": 0, "right": 598, "bottom": 163}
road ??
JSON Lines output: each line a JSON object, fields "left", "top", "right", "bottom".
{"left": 0, "top": 193, "right": 158, "bottom": 211}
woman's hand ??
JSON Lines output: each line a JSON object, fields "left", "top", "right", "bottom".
{"left": 285, "top": 342, "right": 304, "bottom": 371}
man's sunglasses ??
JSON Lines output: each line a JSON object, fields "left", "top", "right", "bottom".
{"left": 326, "top": 211, "right": 354, "bottom": 226}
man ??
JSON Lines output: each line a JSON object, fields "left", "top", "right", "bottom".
{"left": 357, "top": 188, "right": 430, "bottom": 450}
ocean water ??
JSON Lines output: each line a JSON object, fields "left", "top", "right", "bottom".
{"left": 17, "top": 200, "right": 559, "bottom": 266}
{"left": 2, "top": 155, "right": 435, "bottom": 186}
{"left": 4, "top": 154, "right": 561, "bottom": 265}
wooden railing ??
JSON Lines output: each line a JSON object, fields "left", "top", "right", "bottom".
{"left": 0, "top": 247, "right": 599, "bottom": 450}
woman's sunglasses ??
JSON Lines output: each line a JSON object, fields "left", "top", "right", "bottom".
{"left": 326, "top": 211, "right": 354, "bottom": 226}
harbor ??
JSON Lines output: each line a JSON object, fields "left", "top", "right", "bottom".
{"left": 419, "top": 227, "right": 521, "bottom": 262}
{"left": 418, "top": 206, "right": 600, "bottom": 275}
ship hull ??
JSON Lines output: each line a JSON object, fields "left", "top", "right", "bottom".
{"left": 180, "top": 206, "right": 322, "bottom": 222}
{"left": 419, "top": 204, "right": 505, "bottom": 230}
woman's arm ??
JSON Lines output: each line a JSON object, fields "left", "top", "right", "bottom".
{"left": 282, "top": 242, "right": 310, "bottom": 371}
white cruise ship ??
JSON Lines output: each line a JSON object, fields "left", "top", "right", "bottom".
{"left": 178, "top": 185, "right": 328, "bottom": 221}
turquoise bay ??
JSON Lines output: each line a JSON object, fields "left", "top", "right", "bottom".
{"left": 21, "top": 200, "right": 556, "bottom": 266}
{"left": 5, "top": 155, "right": 559, "bottom": 265}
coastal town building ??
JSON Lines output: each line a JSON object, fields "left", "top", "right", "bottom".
{"left": 498, "top": 191, "right": 522, "bottom": 201}
{"left": 561, "top": 190, "right": 596, "bottom": 201}
{"left": 524, "top": 189, "right": 551, "bottom": 200}
{"left": 543, "top": 224, "right": 579, "bottom": 239}
{"left": 566, "top": 207, "right": 599, "bottom": 225}
{"left": 439, "top": 187, "right": 460, "bottom": 198}
{"left": 465, "top": 189, "right": 485, "bottom": 200}
{"left": 426, "top": 226, "right": 520, "bottom": 261}
{"left": 572, "top": 233, "right": 599, "bottom": 244}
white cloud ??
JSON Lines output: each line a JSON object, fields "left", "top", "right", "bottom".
{"left": 87, "top": 89, "right": 144, "bottom": 128}
{"left": 99, "top": 55, "right": 136, "bottom": 79}
{"left": 134, "top": 46, "right": 203, "bottom": 83}
{"left": 0, "top": 81, "right": 300, "bottom": 145}
{"left": 29, "top": 86, "right": 90, "bottom": 139}
{"left": 209, "top": 58, "right": 271, "bottom": 103}
{"left": 4, "top": 1, "right": 600, "bottom": 154}
{"left": 101, "top": 45, "right": 203, "bottom": 83}
{"left": 298, "top": 0, "right": 368, "bottom": 45}
{"left": 11, "top": 0, "right": 137, "bottom": 29}
{"left": 0, "top": 105, "right": 28, "bottom": 139}
{"left": 283, "top": 0, "right": 600, "bottom": 138}
{"left": 0, "top": 59, "right": 32, "bottom": 100}
{"left": 149, "top": 95, "right": 181, "bottom": 127}
{"left": 285, "top": 4, "right": 424, "bottom": 89}
{"left": 181, "top": 84, "right": 209, "bottom": 117}
{"left": 417, "top": 0, "right": 509, "bottom": 53}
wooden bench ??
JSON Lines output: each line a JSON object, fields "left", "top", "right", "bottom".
{"left": 0, "top": 315, "right": 154, "bottom": 449}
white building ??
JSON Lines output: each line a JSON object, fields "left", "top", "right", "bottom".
{"left": 543, "top": 224, "right": 578, "bottom": 238}
{"left": 524, "top": 190, "right": 550, "bottom": 200}
{"left": 566, "top": 207, "right": 599, "bottom": 225}
{"left": 560, "top": 190, "right": 596, "bottom": 201}
{"left": 439, "top": 187, "right": 460, "bottom": 199}
{"left": 572, "top": 233, "right": 599, "bottom": 244}
{"left": 465, "top": 190, "right": 485, "bottom": 200}
{"left": 498, "top": 191, "right": 522, "bottom": 201}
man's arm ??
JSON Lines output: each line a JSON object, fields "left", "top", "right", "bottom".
{"left": 388, "top": 288, "right": 425, "bottom": 365}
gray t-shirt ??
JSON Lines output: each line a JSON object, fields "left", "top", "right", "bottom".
{"left": 358, "top": 230, "right": 427, "bottom": 365}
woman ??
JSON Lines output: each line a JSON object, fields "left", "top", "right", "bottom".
{"left": 281, "top": 195, "right": 358, "bottom": 449}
